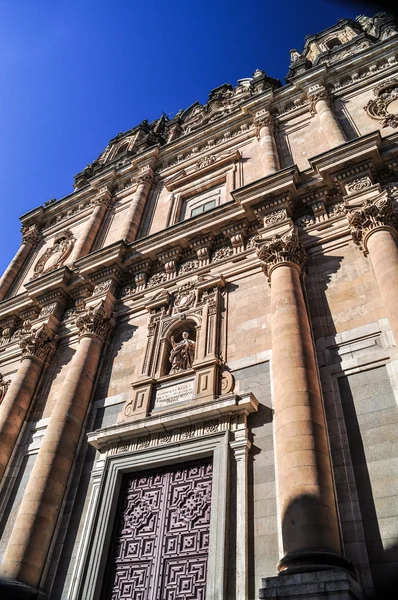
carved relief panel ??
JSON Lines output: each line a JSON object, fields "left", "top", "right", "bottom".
{"left": 121, "top": 277, "right": 227, "bottom": 422}
{"left": 32, "top": 229, "right": 75, "bottom": 278}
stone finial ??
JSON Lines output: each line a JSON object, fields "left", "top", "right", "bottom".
{"left": 0, "top": 372, "right": 11, "bottom": 404}
{"left": 19, "top": 323, "right": 58, "bottom": 364}
{"left": 75, "top": 300, "right": 116, "bottom": 343}
{"left": 347, "top": 191, "right": 398, "bottom": 252}
{"left": 254, "top": 226, "right": 307, "bottom": 280}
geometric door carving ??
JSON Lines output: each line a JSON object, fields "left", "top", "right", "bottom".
{"left": 101, "top": 459, "right": 213, "bottom": 600}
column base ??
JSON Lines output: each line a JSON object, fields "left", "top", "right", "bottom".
{"left": 277, "top": 549, "right": 356, "bottom": 575}
{"left": 259, "top": 569, "right": 364, "bottom": 600}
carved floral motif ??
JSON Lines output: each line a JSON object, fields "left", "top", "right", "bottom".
{"left": 345, "top": 176, "right": 373, "bottom": 194}
{"left": 21, "top": 225, "right": 41, "bottom": 247}
{"left": 255, "top": 226, "right": 307, "bottom": 279}
{"left": 0, "top": 373, "right": 11, "bottom": 404}
{"left": 347, "top": 192, "right": 398, "bottom": 250}
{"left": 210, "top": 245, "right": 233, "bottom": 263}
{"left": 147, "top": 271, "right": 167, "bottom": 288}
{"left": 75, "top": 300, "right": 116, "bottom": 343}
{"left": 33, "top": 230, "right": 75, "bottom": 278}
{"left": 295, "top": 214, "right": 316, "bottom": 229}
{"left": 19, "top": 323, "right": 58, "bottom": 363}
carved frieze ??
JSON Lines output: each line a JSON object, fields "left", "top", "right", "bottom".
{"left": 364, "top": 78, "right": 398, "bottom": 129}
{"left": 347, "top": 192, "right": 398, "bottom": 251}
{"left": 19, "top": 323, "right": 58, "bottom": 364}
{"left": 0, "top": 373, "right": 11, "bottom": 404}
{"left": 32, "top": 230, "right": 75, "bottom": 278}
{"left": 255, "top": 226, "right": 307, "bottom": 279}
{"left": 345, "top": 176, "right": 373, "bottom": 194}
{"left": 75, "top": 300, "right": 116, "bottom": 343}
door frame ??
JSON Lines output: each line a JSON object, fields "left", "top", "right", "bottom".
{"left": 73, "top": 431, "right": 230, "bottom": 600}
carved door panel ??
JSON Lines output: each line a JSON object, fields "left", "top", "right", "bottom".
{"left": 102, "top": 459, "right": 213, "bottom": 600}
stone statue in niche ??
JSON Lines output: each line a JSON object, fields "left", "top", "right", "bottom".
{"left": 169, "top": 331, "right": 195, "bottom": 374}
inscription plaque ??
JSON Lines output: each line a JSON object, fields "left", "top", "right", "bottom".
{"left": 154, "top": 376, "right": 195, "bottom": 410}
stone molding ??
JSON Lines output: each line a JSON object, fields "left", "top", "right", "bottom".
{"left": 0, "top": 372, "right": 11, "bottom": 404}
{"left": 19, "top": 322, "right": 58, "bottom": 364}
{"left": 347, "top": 191, "right": 398, "bottom": 252}
{"left": 255, "top": 226, "right": 307, "bottom": 279}
{"left": 75, "top": 300, "right": 116, "bottom": 343}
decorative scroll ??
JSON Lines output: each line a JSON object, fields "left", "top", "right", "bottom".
{"left": 19, "top": 323, "right": 58, "bottom": 364}
{"left": 33, "top": 229, "right": 75, "bottom": 278}
{"left": 103, "top": 459, "right": 212, "bottom": 600}
{"left": 347, "top": 192, "right": 398, "bottom": 251}
{"left": 308, "top": 86, "right": 331, "bottom": 115}
{"left": 255, "top": 226, "right": 307, "bottom": 279}
{"left": 75, "top": 300, "right": 116, "bottom": 343}
{"left": 364, "top": 78, "right": 398, "bottom": 129}
{"left": 0, "top": 373, "right": 11, "bottom": 404}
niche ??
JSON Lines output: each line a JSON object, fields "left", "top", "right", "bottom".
{"left": 161, "top": 320, "right": 197, "bottom": 376}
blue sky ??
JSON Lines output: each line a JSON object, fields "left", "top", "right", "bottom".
{"left": 0, "top": 0, "right": 376, "bottom": 276}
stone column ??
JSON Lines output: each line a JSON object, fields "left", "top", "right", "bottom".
{"left": 254, "top": 109, "right": 280, "bottom": 176}
{"left": 348, "top": 191, "right": 398, "bottom": 342}
{"left": 0, "top": 226, "right": 41, "bottom": 302}
{"left": 308, "top": 87, "right": 346, "bottom": 148}
{"left": 0, "top": 301, "right": 115, "bottom": 588}
{"left": 121, "top": 171, "right": 154, "bottom": 244}
{"left": 0, "top": 324, "right": 57, "bottom": 483}
{"left": 68, "top": 192, "right": 112, "bottom": 263}
{"left": 255, "top": 227, "right": 347, "bottom": 573}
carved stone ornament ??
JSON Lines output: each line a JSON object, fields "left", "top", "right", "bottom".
{"left": 255, "top": 226, "right": 307, "bottom": 279}
{"left": 308, "top": 87, "right": 331, "bottom": 116}
{"left": 253, "top": 109, "right": 274, "bottom": 139}
{"left": 174, "top": 288, "right": 196, "bottom": 313}
{"left": 75, "top": 300, "right": 116, "bottom": 343}
{"left": 0, "top": 373, "right": 11, "bottom": 404}
{"left": 33, "top": 229, "right": 75, "bottom": 278}
{"left": 345, "top": 176, "right": 373, "bottom": 194}
{"left": 19, "top": 323, "right": 58, "bottom": 364}
{"left": 21, "top": 225, "right": 41, "bottom": 247}
{"left": 169, "top": 331, "right": 196, "bottom": 374}
{"left": 347, "top": 192, "right": 398, "bottom": 251}
{"left": 364, "top": 78, "right": 398, "bottom": 129}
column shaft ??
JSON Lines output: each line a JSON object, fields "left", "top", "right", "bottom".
{"left": 0, "top": 243, "right": 32, "bottom": 301}
{"left": 0, "top": 335, "right": 103, "bottom": 587}
{"left": 258, "top": 122, "right": 280, "bottom": 176}
{"left": 367, "top": 229, "right": 398, "bottom": 342}
{"left": 68, "top": 203, "right": 107, "bottom": 263}
{"left": 0, "top": 357, "right": 43, "bottom": 481}
{"left": 315, "top": 99, "right": 346, "bottom": 147}
{"left": 270, "top": 263, "right": 341, "bottom": 570}
{"left": 121, "top": 179, "right": 152, "bottom": 243}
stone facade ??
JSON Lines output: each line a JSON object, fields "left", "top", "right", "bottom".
{"left": 0, "top": 12, "right": 398, "bottom": 600}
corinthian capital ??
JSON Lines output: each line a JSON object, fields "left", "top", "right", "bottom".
{"left": 75, "top": 300, "right": 116, "bottom": 343}
{"left": 19, "top": 323, "right": 58, "bottom": 364}
{"left": 307, "top": 86, "right": 330, "bottom": 116}
{"left": 255, "top": 226, "right": 307, "bottom": 280}
{"left": 347, "top": 192, "right": 398, "bottom": 252}
{"left": 21, "top": 225, "right": 41, "bottom": 247}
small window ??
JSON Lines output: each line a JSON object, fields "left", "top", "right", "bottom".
{"left": 190, "top": 199, "right": 216, "bottom": 217}
{"left": 326, "top": 38, "right": 342, "bottom": 50}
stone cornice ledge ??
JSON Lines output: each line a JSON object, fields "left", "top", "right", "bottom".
{"left": 309, "top": 130, "right": 382, "bottom": 178}
{"left": 87, "top": 392, "right": 260, "bottom": 450}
